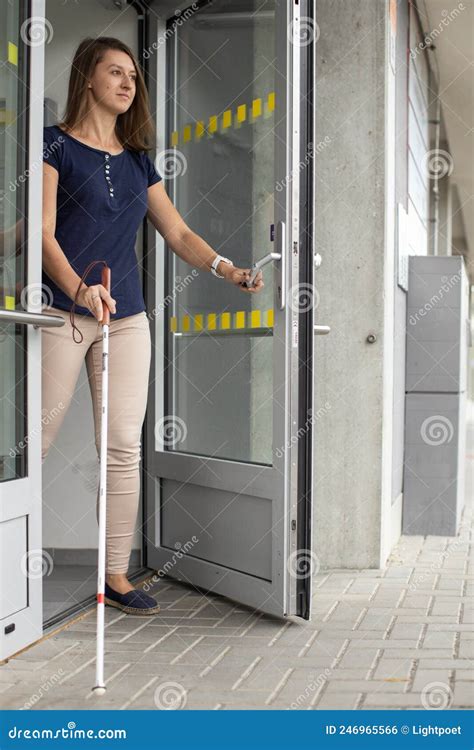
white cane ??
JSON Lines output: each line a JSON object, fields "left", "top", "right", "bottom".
{"left": 91, "top": 265, "right": 111, "bottom": 696}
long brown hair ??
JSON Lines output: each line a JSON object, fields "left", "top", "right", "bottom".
{"left": 58, "top": 36, "right": 156, "bottom": 152}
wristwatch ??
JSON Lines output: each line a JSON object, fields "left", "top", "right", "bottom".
{"left": 211, "top": 254, "right": 233, "bottom": 278}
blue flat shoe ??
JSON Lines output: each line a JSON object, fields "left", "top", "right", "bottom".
{"left": 104, "top": 582, "right": 161, "bottom": 616}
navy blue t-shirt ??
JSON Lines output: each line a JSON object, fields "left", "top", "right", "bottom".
{"left": 42, "top": 124, "right": 162, "bottom": 319}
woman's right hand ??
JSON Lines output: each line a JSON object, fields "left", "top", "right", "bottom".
{"left": 76, "top": 284, "right": 117, "bottom": 321}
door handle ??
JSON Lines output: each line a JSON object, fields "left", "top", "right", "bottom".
{"left": 0, "top": 309, "right": 66, "bottom": 328}
{"left": 243, "top": 220, "right": 286, "bottom": 310}
{"left": 314, "top": 325, "right": 331, "bottom": 335}
{"left": 243, "top": 251, "right": 281, "bottom": 286}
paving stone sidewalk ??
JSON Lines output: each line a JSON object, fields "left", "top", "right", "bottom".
{"left": 1, "top": 435, "right": 472, "bottom": 710}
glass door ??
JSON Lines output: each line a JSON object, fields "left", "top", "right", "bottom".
{"left": 0, "top": 0, "right": 65, "bottom": 660}
{"left": 145, "top": 0, "right": 315, "bottom": 618}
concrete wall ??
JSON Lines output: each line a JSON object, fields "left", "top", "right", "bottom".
{"left": 314, "top": 0, "right": 394, "bottom": 568}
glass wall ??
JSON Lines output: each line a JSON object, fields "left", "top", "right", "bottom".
{"left": 0, "top": 0, "right": 29, "bottom": 481}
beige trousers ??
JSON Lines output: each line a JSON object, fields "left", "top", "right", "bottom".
{"left": 41, "top": 305, "right": 151, "bottom": 574}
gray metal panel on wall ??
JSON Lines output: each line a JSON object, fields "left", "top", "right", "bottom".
{"left": 406, "top": 256, "right": 469, "bottom": 392}
{"left": 403, "top": 392, "right": 465, "bottom": 535}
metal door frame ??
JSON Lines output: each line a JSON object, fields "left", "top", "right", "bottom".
{"left": 142, "top": 0, "right": 315, "bottom": 619}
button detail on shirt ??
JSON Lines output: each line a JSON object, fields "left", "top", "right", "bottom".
{"left": 105, "top": 155, "right": 115, "bottom": 198}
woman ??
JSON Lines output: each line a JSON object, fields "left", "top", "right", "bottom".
{"left": 41, "top": 36, "right": 264, "bottom": 616}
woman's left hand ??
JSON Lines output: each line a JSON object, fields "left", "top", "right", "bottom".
{"left": 224, "top": 265, "right": 264, "bottom": 294}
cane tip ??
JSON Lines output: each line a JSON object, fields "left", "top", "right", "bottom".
{"left": 92, "top": 686, "right": 107, "bottom": 695}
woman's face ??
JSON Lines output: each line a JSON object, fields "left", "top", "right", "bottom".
{"left": 88, "top": 49, "right": 137, "bottom": 114}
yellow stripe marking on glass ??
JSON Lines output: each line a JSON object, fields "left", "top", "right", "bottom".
{"left": 207, "top": 312, "right": 217, "bottom": 330}
{"left": 222, "top": 110, "right": 232, "bottom": 130}
{"left": 172, "top": 91, "right": 276, "bottom": 146}
{"left": 252, "top": 98, "right": 262, "bottom": 120}
{"left": 220, "top": 312, "right": 231, "bottom": 329}
{"left": 5, "top": 296, "right": 16, "bottom": 310}
{"left": 8, "top": 42, "right": 18, "bottom": 66}
{"left": 195, "top": 121, "right": 205, "bottom": 140}
{"left": 194, "top": 314, "right": 203, "bottom": 331}
{"left": 236, "top": 104, "right": 247, "bottom": 124}
{"left": 169, "top": 309, "right": 275, "bottom": 333}
{"left": 250, "top": 309, "right": 261, "bottom": 328}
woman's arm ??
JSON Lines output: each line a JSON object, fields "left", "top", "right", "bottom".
{"left": 42, "top": 162, "right": 88, "bottom": 300}
{"left": 146, "top": 182, "right": 263, "bottom": 292}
